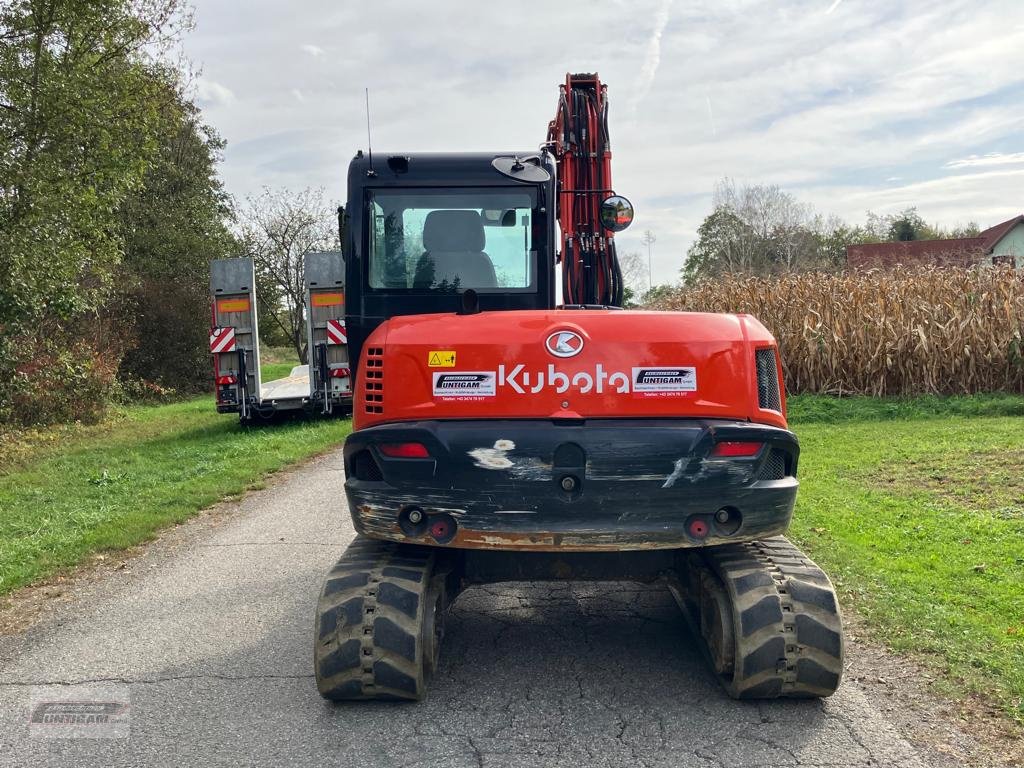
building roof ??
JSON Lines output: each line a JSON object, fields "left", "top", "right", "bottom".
{"left": 978, "top": 214, "right": 1024, "bottom": 249}
{"left": 846, "top": 214, "right": 1023, "bottom": 269}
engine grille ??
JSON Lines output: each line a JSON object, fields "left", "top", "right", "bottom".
{"left": 755, "top": 347, "right": 781, "bottom": 411}
{"left": 364, "top": 347, "right": 384, "bottom": 414}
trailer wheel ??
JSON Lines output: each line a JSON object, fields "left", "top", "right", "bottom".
{"left": 314, "top": 536, "right": 446, "bottom": 701}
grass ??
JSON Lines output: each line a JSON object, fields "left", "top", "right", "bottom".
{"left": 260, "top": 361, "right": 302, "bottom": 382}
{"left": 1, "top": 378, "right": 1022, "bottom": 722}
{"left": 787, "top": 394, "right": 1024, "bottom": 723}
{"left": 259, "top": 346, "right": 304, "bottom": 381}
{"left": 0, "top": 359, "right": 349, "bottom": 597}
{"left": 788, "top": 392, "right": 1024, "bottom": 423}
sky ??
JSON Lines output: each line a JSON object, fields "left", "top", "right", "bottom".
{"left": 183, "top": 0, "right": 1024, "bottom": 286}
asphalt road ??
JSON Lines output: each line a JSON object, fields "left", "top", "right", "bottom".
{"left": 0, "top": 450, "right": 958, "bottom": 767}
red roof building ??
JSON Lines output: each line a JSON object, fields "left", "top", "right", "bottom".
{"left": 847, "top": 214, "right": 1024, "bottom": 269}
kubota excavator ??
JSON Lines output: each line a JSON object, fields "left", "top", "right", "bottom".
{"left": 313, "top": 73, "right": 844, "bottom": 701}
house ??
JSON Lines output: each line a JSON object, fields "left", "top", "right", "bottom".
{"left": 846, "top": 214, "right": 1024, "bottom": 269}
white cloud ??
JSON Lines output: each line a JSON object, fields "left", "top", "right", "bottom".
{"left": 182, "top": 0, "right": 1024, "bottom": 284}
{"left": 194, "top": 77, "right": 235, "bottom": 108}
{"left": 629, "top": 0, "right": 673, "bottom": 115}
{"left": 945, "top": 152, "right": 1024, "bottom": 169}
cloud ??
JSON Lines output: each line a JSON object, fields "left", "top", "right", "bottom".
{"left": 194, "top": 77, "right": 235, "bottom": 108}
{"left": 181, "top": 0, "right": 1024, "bottom": 284}
{"left": 944, "top": 152, "right": 1024, "bottom": 169}
{"left": 825, "top": 0, "right": 844, "bottom": 14}
{"left": 629, "top": 0, "right": 673, "bottom": 115}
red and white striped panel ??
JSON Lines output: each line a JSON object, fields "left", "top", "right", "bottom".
{"left": 326, "top": 318, "right": 347, "bottom": 345}
{"left": 210, "top": 326, "right": 236, "bottom": 353}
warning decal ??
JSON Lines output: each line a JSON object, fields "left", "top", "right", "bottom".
{"left": 210, "top": 326, "right": 236, "bottom": 354}
{"left": 631, "top": 367, "right": 697, "bottom": 395}
{"left": 311, "top": 292, "right": 344, "bottom": 307}
{"left": 428, "top": 350, "right": 457, "bottom": 367}
{"left": 326, "top": 319, "right": 347, "bottom": 345}
{"left": 433, "top": 371, "right": 496, "bottom": 398}
{"left": 217, "top": 297, "right": 250, "bottom": 314}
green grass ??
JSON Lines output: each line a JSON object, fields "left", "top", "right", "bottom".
{"left": 788, "top": 392, "right": 1024, "bottom": 423}
{"left": 0, "top": 357, "right": 349, "bottom": 597}
{"left": 260, "top": 361, "right": 301, "bottom": 382}
{"left": 787, "top": 395, "right": 1024, "bottom": 722}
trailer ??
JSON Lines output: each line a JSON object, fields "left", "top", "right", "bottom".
{"left": 209, "top": 252, "right": 351, "bottom": 423}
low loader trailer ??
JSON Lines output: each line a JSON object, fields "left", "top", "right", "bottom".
{"left": 209, "top": 251, "right": 352, "bottom": 422}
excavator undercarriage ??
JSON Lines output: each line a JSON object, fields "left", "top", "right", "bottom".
{"left": 314, "top": 537, "right": 843, "bottom": 701}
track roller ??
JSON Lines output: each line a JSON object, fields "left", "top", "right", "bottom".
{"left": 669, "top": 536, "right": 844, "bottom": 699}
{"left": 314, "top": 536, "right": 456, "bottom": 701}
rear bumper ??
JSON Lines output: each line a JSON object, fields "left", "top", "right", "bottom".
{"left": 343, "top": 419, "right": 799, "bottom": 552}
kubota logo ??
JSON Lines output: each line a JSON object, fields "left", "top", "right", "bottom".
{"left": 545, "top": 330, "right": 584, "bottom": 358}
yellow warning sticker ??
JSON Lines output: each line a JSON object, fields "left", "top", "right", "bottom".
{"left": 311, "top": 291, "right": 344, "bottom": 307}
{"left": 217, "top": 297, "right": 250, "bottom": 313}
{"left": 428, "top": 350, "right": 457, "bottom": 367}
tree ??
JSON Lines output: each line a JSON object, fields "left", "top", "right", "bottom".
{"left": 888, "top": 208, "right": 929, "bottom": 241}
{"left": 640, "top": 230, "right": 656, "bottom": 291}
{"left": 117, "top": 87, "right": 236, "bottom": 392}
{"left": 682, "top": 179, "right": 824, "bottom": 283}
{"left": 617, "top": 251, "right": 648, "bottom": 307}
{"left": 236, "top": 188, "right": 338, "bottom": 363}
{"left": 0, "top": 0, "right": 191, "bottom": 423}
{"left": 681, "top": 208, "right": 754, "bottom": 284}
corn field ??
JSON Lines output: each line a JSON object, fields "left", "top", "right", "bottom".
{"left": 653, "top": 267, "right": 1024, "bottom": 396}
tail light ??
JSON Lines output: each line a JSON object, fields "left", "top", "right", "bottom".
{"left": 330, "top": 367, "right": 351, "bottom": 379}
{"left": 378, "top": 442, "right": 430, "bottom": 458}
{"left": 711, "top": 441, "right": 764, "bottom": 457}
{"left": 216, "top": 375, "right": 237, "bottom": 385}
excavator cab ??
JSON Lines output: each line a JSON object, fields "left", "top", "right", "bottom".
{"left": 341, "top": 152, "right": 559, "bottom": 374}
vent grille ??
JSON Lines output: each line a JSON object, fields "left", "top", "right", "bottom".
{"left": 351, "top": 449, "right": 384, "bottom": 481}
{"left": 365, "top": 346, "right": 384, "bottom": 414}
{"left": 757, "top": 450, "right": 787, "bottom": 480}
{"left": 755, "top": 347, "right": 781, "bottom": 411}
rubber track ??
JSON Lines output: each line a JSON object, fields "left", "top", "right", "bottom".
{"left": 314, "top": 536, "right": 436, "bottom": 701}
{"left": 702, "top": 536, "right": 844, "bottom": 698}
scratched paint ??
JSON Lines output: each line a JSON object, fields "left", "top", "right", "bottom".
{"left": 469, "top": 439, "right": 517, "bottom": 469}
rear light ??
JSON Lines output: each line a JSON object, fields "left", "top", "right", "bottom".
{"left": 216, "top": 375, "right": 237, "bottom": 385}
{"left": 711, "top": 441, "right": 764, "bottom": 457}
{"left": 330, "top": 367, "right": 351, "bottom": 378}
{"left": 378, "top": 442, "right": 430, "bottom": 458}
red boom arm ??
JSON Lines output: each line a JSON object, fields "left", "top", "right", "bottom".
{"left": 547, "top": 72, "right": 623, "bottom": 306}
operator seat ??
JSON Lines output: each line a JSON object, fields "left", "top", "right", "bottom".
{"left": 413, "top": 210, "right": 498, "bottom": 289}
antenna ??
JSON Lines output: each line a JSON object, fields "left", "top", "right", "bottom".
{"left": 365, "top": 87, "right": 376, "bottom": 177}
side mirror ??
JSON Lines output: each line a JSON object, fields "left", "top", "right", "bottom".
{"left": 599, "top": 195, "right": 634, "bottom": 232}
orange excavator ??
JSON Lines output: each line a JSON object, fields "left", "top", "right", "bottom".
{"left": 313, "top": 73, "right": 844, "bottom": 701}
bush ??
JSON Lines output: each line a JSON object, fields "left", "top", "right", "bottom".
{"left": 653, "top": 266, "right": 1024, "bottom": 396}
{"left": 117, "top": 278, "right": 213, "bottom": 394}
{"left": 4, "top": 327, "right": 124, "bottom": 426}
